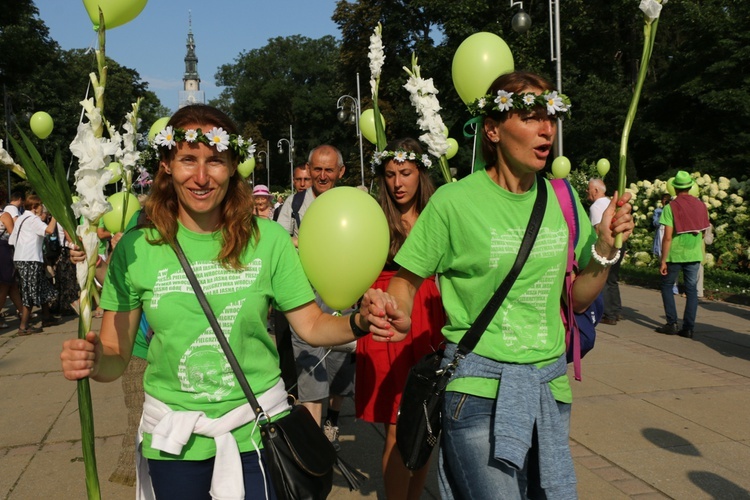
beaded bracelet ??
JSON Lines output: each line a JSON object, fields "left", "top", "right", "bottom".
{"left": 349, "top": 309, "right": 370, "bottom": 338}
{"left": 591, "top": 244, "right": 621, "bottom": 267}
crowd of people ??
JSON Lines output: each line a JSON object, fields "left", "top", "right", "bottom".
{"left": 28, "top": 66, "right": 651, "bottom": 499}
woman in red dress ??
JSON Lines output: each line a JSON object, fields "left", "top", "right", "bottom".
{"left": 355, "top": 138, "right": 446, "bottom": 500}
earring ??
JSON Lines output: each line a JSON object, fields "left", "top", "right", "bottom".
{"left": 492, "top": 138, "right": 499, "bottom": 143}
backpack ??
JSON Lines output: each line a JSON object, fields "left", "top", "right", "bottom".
{"left": 43, "top": 231, "right": 62, "bottom": 265}
{"left": 278, "top": 190, "right": 307, "bottom": 235}
{"left": 550, "top": 179, "right": 601, "bottom": 381}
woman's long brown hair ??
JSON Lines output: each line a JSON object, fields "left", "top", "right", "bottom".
{"left": 145, "top": 105, "right": 257, "bottom": 269}
{"left": 374, "top": 138, "right": 436, "bottom": 263}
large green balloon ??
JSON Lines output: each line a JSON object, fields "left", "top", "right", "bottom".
{"left": 148, "top": 116, "right": 171, "bottom": 141}
{"left": 667, "top": 178, "right": 676, "bottom": 197}
{"left": 452, "top": 32, "right": 514, "bottom": 105}
{"left": 102, "top": 192, "right": 139, "bottom": 233}
{"left": 298, "top": 187, "right": 389, "bottom": 310}
{"left": 359, "top": 109, "right": 386, "bottom": 145}
{"left": 29, "top": 112, "right": 54, "bottom": 139}
{"left": 83, "top": 0, "right": 148, "bottom": 30}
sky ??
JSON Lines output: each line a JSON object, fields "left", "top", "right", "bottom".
{"left": 34, "top": 0, "right": 342, "bottom": 113}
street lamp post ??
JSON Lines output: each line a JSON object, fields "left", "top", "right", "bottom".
{"left": 336, "top": 72, "right": 365, "bottom": 186}
{"left": 3, "top": 86, "right": 35, "bottom": 202}
{"left": 257, "top": 147, "right": 268, "bottom": 187}
{"left": 510, "top": 0, "right": 564, "bottom": 156}
{"left": 277, "top": 125, "right": 295, "bottom": 191}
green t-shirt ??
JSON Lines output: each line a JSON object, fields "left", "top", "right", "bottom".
{"left": 395, "top": 171, "right": 594, "bottom": 403}
{"left": 100, "top": 218, "right": 315, "bottom": 460}
{"left": 659, "top": 204, "right": 704, "bottom": 263}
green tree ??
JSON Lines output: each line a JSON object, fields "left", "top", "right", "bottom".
{"left": 215, "top": 35, "right": 363, "bottom": 189}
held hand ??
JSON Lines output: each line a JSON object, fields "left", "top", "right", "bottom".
{"left": 360, "top": 288, "right": 410, "bottom": 343}
{"left": 596, "top": 191, "right": 635, "bottom": 255}
{"left": 60, "top": 331, "right": 102, "bottom": 380}
{"left": 69, "top": 244, "right": 86, "bottom": 265}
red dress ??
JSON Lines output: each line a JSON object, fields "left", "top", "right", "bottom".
{"left": 355, "top": 269, "right": 446, "bottom": 423}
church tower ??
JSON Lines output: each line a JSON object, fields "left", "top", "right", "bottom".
{"left": 178, "top": 12, "right": 205, "bottom": 108}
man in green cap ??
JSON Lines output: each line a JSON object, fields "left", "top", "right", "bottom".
{"left": 655, "top": 170, "right": 710, "bottom": 338}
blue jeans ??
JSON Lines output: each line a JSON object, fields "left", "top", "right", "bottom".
{"left": 438, "top": 391, "right": 572, "bottom": 499}
{"left": 148, "top": 451, "right": 276, "bottom": 500}
{"left": 660, "top": 261, "right": 700, "bottom": 330}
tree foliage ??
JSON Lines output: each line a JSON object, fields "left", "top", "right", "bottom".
{"left": 1, "top": 1, "right": 166, "bottom": 199}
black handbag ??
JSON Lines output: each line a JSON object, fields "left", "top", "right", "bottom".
{"left": 396, "top": 177, "right": 548, "bottom": 470}
{"left": 174, "top": 242, "right": 337, "bottom": 500}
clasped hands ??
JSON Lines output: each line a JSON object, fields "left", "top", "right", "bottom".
{"left": 358, "top": 289, "right": 410, "bottom": 343}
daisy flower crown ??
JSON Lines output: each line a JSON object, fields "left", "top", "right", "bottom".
{"left": 153, "top": 126, "right": 256, "bottom": 162}
{"left": 371, "top": 149, "right": 433, "bottom": 172}
{"left": 467, "top": 90, "right": 572, "bottom": 119}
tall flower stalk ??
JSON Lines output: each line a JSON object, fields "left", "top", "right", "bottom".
{"left": 403, "top": 53, "right": 452, "bottom": 184}
{"left": 368, "top": 23, "right": 387, "bottom": 151}
{"left": 617, "top": 0, "right": 665, "bottom": 248}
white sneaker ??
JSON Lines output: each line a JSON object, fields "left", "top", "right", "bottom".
{"left": 323, "top": 420, "right": 341, "bottom": 451}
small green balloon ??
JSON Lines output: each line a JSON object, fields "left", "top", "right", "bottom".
{"left": 596, "top": 158, "right": 610, "bottom": 178}
{"left": 238, "top": 157, "right": 255, "bottom": 178}
{"left": 148, "top": 116, "right": 171, "bottom": 141}
{"left": 359, "top": 109, "right": 386, "bottom": 145}
{"left": 667, "top": 178, "right": 676, "bottom": 196}
{"left": 102, "top": 192, "right": 140, "bottom": 233}
{"left": 106, "top": 162, "right": 122, "bottom": 184}
{"left": 29, "top": 112, "right": 54, "bottom": 139}
{"left": 446, "top": 138, "right": 459, "bottom": 160}
{"left": 689, "top": 182, "right": 700, "bottom": 197}
{"left": 551, "top": 156, "right": 571, "bottom": 179}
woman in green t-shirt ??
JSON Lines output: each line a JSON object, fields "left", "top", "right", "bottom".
{"left": 61, "top": 105, "right": 391, "bottom": 499}
{"left": 367, "top": 72, "right": 636, "bottom": 499}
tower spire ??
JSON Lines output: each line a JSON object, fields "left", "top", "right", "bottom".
{"left": 179, "top": 10, "right": 205, "bottom": 108}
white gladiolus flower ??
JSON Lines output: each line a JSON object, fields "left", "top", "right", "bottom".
{"left": 70, "top": 122, "right": 119, "bottom": 171}
{"left": 368, "top": 24, "right": 384, "bottom": 96}
{"left": 639, "top": 0, "right": 663, "bottom": 22}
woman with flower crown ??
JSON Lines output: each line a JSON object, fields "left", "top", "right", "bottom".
{"left": 60, "top": 104, "right": 392, "bottom": 499}
{"left": 356, "top": 137, "right": 446, "bottom": 500}
{"left": 365, "top": 72, "right": 635, "bottom": 499}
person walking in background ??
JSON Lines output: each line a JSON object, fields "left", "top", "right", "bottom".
{"left": 10, "top": 195, "right": 59, "bottom": 335}
{"left": 653, "top": 193, "right": 679, "bottom": 295}
{"left": 656, "top": 171, "right": 711, "bottom": 339}
{"left": 367, "top": 71, "right": 634, "bottom": 498}
{"left": 276, "top": 145, "right": 356, "bottom": 449}
{"left": 588, "top": 178, "right": 625, "bottom": 325}
{"left": 251, "top": 184, "right": 274, "bottom": 219}
{"left": 356, "top": 138, "right": 446, "bottom": 500}
{"left": 0, "top": 196, "right": 24, "bottom": 328}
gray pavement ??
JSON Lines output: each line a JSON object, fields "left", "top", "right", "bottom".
{"left": 1, "top": 283, "right": 749, "bottom": 499}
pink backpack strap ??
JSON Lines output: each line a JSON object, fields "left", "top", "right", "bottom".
{"left": 550, "top": 178, "right": 583, "bottom": 380}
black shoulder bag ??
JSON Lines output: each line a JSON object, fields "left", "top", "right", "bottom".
{"left": 396, "top": 177, "right": 548, "bottom": 470}
{"left": 173, "top": 241, "right": 341, "bottom": 500}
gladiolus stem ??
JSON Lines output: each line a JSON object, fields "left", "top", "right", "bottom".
{"left": 617, "top": 18, "right": 659, "bottom": 248}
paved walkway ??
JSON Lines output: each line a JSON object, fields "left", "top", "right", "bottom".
{"left": 1, "top": 284, "right": 749, "bottom": 499}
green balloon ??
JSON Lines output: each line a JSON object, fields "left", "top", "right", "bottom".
{"left": 298, "top": 187, "right": 389, "bottom": 310}
{"left": 148, "top": 117, "right": 171, "bottom": 141}
{"left": 596, "top": 158, "right": 610, "bottom": 178}
{"left": 666, "top": 178, "right": 676, "bottom": 197}
{"left": 551, "top": 156, "right": 571, "bottom": 179}
{"left": 83, "top": 0, "right": 148, "bottom": 30}
{"left": 446, "top": 138, "right": 459, "bottom": 160}
{"left": 29, "top": 112, "right": 54, "bottom": 139}
{"left": 238, "top": 157, "right": 255, "bottom": 178}
{"left": 689, "top": 183, "right": 700, "bottom": 197}
{"left": 106, "top": 162, "right": 122, "bottom": 184}
{"left": 359, "top": 109, "right": 386, "bottom": 145}
{"left": 452, "top": 32, "right": 514, "bottom": 105}
{"left": 103, "top": 192, "right": 140, "bottom": 233}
